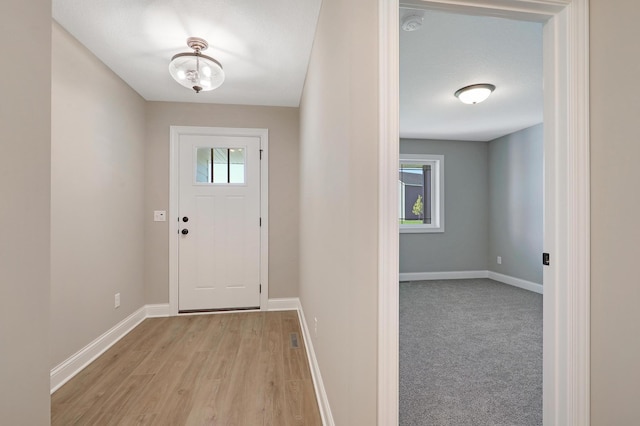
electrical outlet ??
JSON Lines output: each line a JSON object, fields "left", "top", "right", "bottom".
{"left": 115, "top": 293, "right": 120, "bottom": 308}
{"left": 153, "top": 210, "right": 166, "bottom": 222}
{"left": 497, "top": 256, "right": 502, "bottom": 265}
{"left": 314, "top": 317, "right": 318, "bottom": 336}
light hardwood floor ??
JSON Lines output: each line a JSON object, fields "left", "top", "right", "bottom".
{"left": 51, "top": 311, "right": 322, "bottom": 425}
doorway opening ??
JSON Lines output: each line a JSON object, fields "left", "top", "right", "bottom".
{"left": 378, "top": 1, "right": 590, "bottom": 424}
{"left": 397, "top": 8, "right": 544, "bottom": 424}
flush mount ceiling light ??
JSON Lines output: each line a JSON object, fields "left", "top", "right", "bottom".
{"left": 169, "top": 37, "right": 225, "bottom": 93}
{"left": 454, "top": 83, "right": 496, "bottom": 104}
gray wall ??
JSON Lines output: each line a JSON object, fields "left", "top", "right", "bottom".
{"left": 591, "top": 0, "right": 640, "bottom": 421}
{"left": 298, "top": 0, "right": 378, "bottom": 422}
{"left": 399, "top": 139, "right": 490, "bottom": 273}
{"left": 399, "top": 126, "right": 543, "bottom": 286}
{"left": 51, "top": 23, "right": 147, "bottom": 367}
{"left": 0, "top": 0, "right": 51, "bottom": 423}
{"left": 489, "top": 124, "right": 543, "bottom": 284}
{"left": 145, "top": 102, "right": 300, "bottom": 302}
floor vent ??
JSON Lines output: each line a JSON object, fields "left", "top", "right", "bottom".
{"left": 289, "top": 332, "right": 299, "bottom": 348}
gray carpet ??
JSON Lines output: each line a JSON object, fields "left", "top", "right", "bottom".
{"left": 400, "top": 279, "right": 542, "bottom": 426}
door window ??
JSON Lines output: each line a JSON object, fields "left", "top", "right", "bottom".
{"left": 196, "top": 147, "right": 246, "bottom": 184}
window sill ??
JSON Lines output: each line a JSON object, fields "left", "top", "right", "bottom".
{"left": 400, "top": 226, "right": 445, "bottom": 234}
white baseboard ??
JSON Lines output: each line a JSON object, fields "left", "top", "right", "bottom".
{"left": 400, "top": 270, "right": 543, "bottom": 294}
{"left": 297, "top": 302, "right": 335, "bottom": 426}
{"left": 145, "top": 303, "right": 171, "bottom": 317}
{"left": 488, "top": 271, "right": 543, "bottom": 294}
{"left": 50, "top": 306, "right": 147, "bottom": 393}
{"left": 267, "top": 297, "right": 300, "bottom": 311}
{"left": 399, "top": 270, "right": 489, "bottom": 281}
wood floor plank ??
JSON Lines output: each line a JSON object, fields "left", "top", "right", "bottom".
{"left": 118, "top": 412, "right": 159, "bottom": 426}
{"left": 238, "top": 314, "right": 271, "bottom": 425}
{"left": 76, "top": 374, "right": 155, "bottom": 425}
{"left": 51, "top": 318, "right": 161, "bottom": 407}
{"left": 281, "top": 311, "right": 311, "bottom": 381}
{"left": 118, "top": 317, "right": 169, "bottom": 353}
{"left": 51, "top": 349, "right": 151, "bottom": 425}
{"left": 51, "top": 311, "right": 322, "bottom": 426}
{"left": 264, "top": 312, "right": 289, "bottom": 426}
{"left": 285, "top": 380, "right": 305, "bottom": 425}
{"left": 262, "top": 310, "right": 284, "bottom": 354}
{"left": 284, "top": 379, "right": 323, "bottom": 426}
{"left": 131, "top": 315, "right": 201, "bottom": 375}
{"left": 201, "top": 313, "right": 244, "bottom": 381}
{"left": 183, "top": 377, "right": 223, "bottom": 425}
{"left": 153, "top": 350, "right": 211, "bottom": 425}
{"left": 193, "top": 313, "right": 230, "bottom": 352}
{"left": 215, "top": 313, "right": 265, "bottom": 425}
{"left": 121, "top": 349, "right": 197, "bottom": 418}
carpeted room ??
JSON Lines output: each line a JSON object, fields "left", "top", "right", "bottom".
{"left": 398, "top": 8, "right": 544, "bottom": 425}
{"left": 400, "top": 279, "right": 542, "bottom": 425}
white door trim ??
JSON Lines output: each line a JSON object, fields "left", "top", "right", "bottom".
{"left": 169, "top": 126, "right": 269, "bottom": 315}
{"left": 379, "top": 1, "right": 590, "bottom": 425}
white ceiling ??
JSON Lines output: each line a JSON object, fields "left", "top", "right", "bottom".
{"left": 400, "top": 9, "right": 543, "bottom": 141}
{"left": 52, "top": 0, "right": 322, "bottom": 107}
{"left": 52, "top": 2, "right": 542, "bottom": 140}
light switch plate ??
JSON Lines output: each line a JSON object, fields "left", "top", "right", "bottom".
{"left": 154, "top": 210, "right": 166, "bottom": 222}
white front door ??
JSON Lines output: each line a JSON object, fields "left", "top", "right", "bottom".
{"left": 177, "top": 132, "right": 262, "bottom": 311}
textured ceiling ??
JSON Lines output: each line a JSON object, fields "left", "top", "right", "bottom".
{"left": 53, "top": 0, "right": 322, "bottom": 106}
{"left": 400, "top": 9, "right": 543, "bottom": 141}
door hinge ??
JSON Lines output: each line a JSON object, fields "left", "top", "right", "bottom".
{"left": 542, "top": 252, "right": 550, "bottom": 266}
{"left": 259, "top": 217, "right": 262, "bottom": 227}
{"left": 259, "top": 284, "right": 262, "bottom": 294}
{"left": 259, "top": 149, "right": 263, "bottom": 160}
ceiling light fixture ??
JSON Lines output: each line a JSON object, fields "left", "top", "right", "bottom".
{"left": 454, "top": 83, "right": 496, "bottom": 104}
{"left": 169, "top": 37, "right": 225, "bottom": 93}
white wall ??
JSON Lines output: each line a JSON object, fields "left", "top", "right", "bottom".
{"left": 591, "top": 0, "right": 640, "bottom": 422}
{"left": 144, "top": 102, "right": 300, "bottom": 302}
{"left": 299, "top": 0, "right": 379, "bottom": 423}
{"left": 0, "top": 0, "right": 52, "bottom": 423}
{"left": 51, "top": 23, "right": 147, "bottom": 367}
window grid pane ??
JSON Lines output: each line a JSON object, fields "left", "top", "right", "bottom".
{"left": 196, "top": 147, "right": 245, "bottom": 184}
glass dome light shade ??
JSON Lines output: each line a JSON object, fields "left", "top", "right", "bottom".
{"left": 169, "top": 52, "right": 225, "bottom": 93}
{"left": 454, "top": 84, "right": 496, "bottom": 104}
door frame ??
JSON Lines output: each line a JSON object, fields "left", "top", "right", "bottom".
{"left": 378, "top": 0, "right": 590, "bottom": 425}
{"left": 169, "top": 126, "right": 269, "bottom": 315}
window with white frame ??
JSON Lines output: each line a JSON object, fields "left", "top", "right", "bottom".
{"left": 399, "top": 154, "right": 444, "bottom": 233}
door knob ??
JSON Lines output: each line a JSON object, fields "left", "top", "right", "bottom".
{"left": 181, "top": 229, "right": 189, "bottom": 235}
{"left": 182, "top": 216, "right": 189, "bottom": 222}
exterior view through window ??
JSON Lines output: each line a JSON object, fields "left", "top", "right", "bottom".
{"left": 399, "top": 154, "right": 444, "bottom": 233}
{"left": 399, "top": 163, "right": 432, "bottom": 224}
{"left": 196, "top": 147, "right": 246, "bottom": 184}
